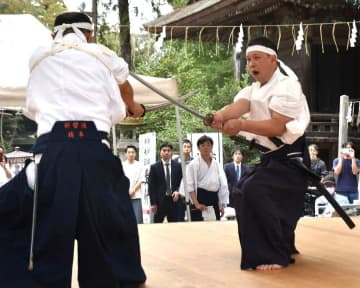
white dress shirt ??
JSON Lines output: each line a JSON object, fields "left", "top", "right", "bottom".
{"left": 234, "top": 68, "right": 310, "bottom": 150}
{"left": 25, "top": 33, "right": 128, "bottom": 136}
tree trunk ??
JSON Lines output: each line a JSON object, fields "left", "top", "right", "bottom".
{"left": 118, "top": 0, "right": 132, "bottom": 68}
{"left": 92, "top": 0, "right": 98, "bottom": 43}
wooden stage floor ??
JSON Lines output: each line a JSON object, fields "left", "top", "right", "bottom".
{"left": 72, "top": 217, "right": 360, "bottom": 288}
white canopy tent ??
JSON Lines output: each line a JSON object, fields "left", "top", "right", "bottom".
{"left": 0, "top": 14, "right": 179, "bottom": 109}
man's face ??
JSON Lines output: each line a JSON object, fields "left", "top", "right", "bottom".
{"left": 246, "top": 51, "right": 277, "bottom": 85}
{"left": 308, "top": 146, "right": 318, "bottom": 160}
{"left": 233, "top": 150, "right": 243, "bottom": 164}
{"left": 160, "top": 147, "right": 172, "bottom": 161}
{"left": 125, "top": 148, "right": 136, "bottom": 162}
{"left": 183, "top": 143, "right": 192, "bottom": 156}
{"left": 198, "top": 141, "right": 212, "bottom": 158}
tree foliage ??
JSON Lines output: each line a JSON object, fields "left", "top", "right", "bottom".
{"left": 0, "top": 0, "right": 67, "bottom": 29}
{"left": 133, "top": 39, "right": 252, "bottom": 161}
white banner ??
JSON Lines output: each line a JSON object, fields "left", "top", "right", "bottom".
{"left": 139, "top": 132, "right": 157, "bottom": 168}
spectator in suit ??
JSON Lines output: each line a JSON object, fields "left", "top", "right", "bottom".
{"left": 148, "top": 143, "right": 183, "bottom": 223}
{"left": 224, "top": 148, "right": 249, "bottom": 207}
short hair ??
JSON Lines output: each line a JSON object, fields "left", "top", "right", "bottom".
{"left": 247, "top": 36, "right": 278, "bottom": 55}
{"left": 232, "top": 148, "right": 242, "bottom": 156}
{"left": 125, "top": 145, "right": 137, "bottom": 153}
{"left": 308, "top": 144, "right": 319, "bottom": 152}
{"left": 183, "top": 139, "right": 192, "bottom": 147}
{"left": 54, "top": 12, "right": 92, "bottom": 27}
{"left": 342, "top": 141, "right": 355, "bottom": 149}
{"left": 54, "top": 12, "right": 92, "bottom": 36}
{"left": 160, "top": 142, "right": 173, "bottom": 150}
{"left": 197, "top": 135, "right": 213, "bottom": 147}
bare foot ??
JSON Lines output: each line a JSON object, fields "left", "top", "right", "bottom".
{"left": 256, "top": 264, "right": 284, "bottom": 271}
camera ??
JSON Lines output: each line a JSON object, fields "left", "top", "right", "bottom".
{"left": 341, "top": 148, "right": 353, "bottom": 155}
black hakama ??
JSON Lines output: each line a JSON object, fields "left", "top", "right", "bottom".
{"left": 0, "top": 121, "right": 146, "bottom": 287}
{"left": 234, "top": 137, "right": 308, "bottom": 270}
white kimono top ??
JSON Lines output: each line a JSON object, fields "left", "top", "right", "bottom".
{"left": 26, "top": 33, "right": 128, "bottom": 136}
{"left": 234, "top": 68, "right": 310, "bottom": 151}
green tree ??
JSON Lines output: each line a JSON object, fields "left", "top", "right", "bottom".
{"left": 134, "top": 40, "right": 252, "bottom": 161}
{"left": 0, "top": 0, "right": 67, "bottom": 29}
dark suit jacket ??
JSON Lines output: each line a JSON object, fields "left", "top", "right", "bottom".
{"left": 148, "top": 159, "right": 182, "bottom": 206}
{"left": 224, "top": 162, "right": 249, "bottom": 195}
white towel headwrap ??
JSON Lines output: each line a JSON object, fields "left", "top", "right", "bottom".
{"left": 246, "top": 44, "right": 298, "bottom": 81}
{"left": 54, "top": 22, "right": 93, "bottom": 42}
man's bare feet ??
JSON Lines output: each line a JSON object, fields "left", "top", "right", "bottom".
{"left": 256, "top": 264, "right": 284, "bottom": 271}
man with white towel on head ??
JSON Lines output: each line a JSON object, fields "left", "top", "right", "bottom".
{"left": 208, "top": 36, "right": 310, "bottom": 271}
{"left": 0, "top": 11, "right": 146, "bottom": 288}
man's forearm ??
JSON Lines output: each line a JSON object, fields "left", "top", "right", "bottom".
{"left": 189, "top": 191, "right": 198, "bottom": 205}
{"left": 119, "top": 80, "right": 145, "bottom": 117}
{"left": 218, "top": 99, "right": 250, "bottom": 122}
{"left": 119, "top": 80, "right": 135, "bottom": 107}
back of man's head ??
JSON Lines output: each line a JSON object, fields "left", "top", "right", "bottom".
{"left": 54, "top": 12, "right": 92, "bottom": 27}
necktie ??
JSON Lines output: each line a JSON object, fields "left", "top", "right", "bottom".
{"left": 236, "top": 165, "right": 240, "bottom": 182}
{"left": 165, "top": 163, "right": 171, "bottom": 195}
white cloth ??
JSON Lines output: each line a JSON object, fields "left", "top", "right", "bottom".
{"left": 202, "top": 206, "right": 217, "bottom": 221}
{"left": 122, "top": 160, "right": 145, "bottom": 199}
{"left": 25, "top": 33, "right": 128, "bottom": 136}
{"left": 315, "top": 194, "right": 349, "bottom": 217}
{"left": 54, "top": 22, "right": 93, "bottom": 42}
{"left": 234, "top": 68, "right": 310, "bottom": 150}
{"left": 0, "top": 164, "right": 11, "bottom": 187}
{"left": 185, "top": 156, "right": 229, "bottom": 206}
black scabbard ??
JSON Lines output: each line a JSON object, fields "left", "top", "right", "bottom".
{"left": 290, "top": 158, "right": 355, "bottom": 229}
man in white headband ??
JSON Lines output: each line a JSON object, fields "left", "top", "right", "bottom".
{"left": 0, "top": 12, "right": 146, "bottom": 288}
{"left": 208, "top": 37, "right": 310, "bottom": 271}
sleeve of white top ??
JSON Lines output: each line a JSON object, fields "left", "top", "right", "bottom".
{"left": 185, "top": 162, "right": 196, "bottom": 194}
{"left": 94, "top": 44, "right": 129, "bottom": 84}
{"left": 268, "top": 79, "right": 303, "bottom": 119}
{"left": 108, "top": 54, "right": 129, "bottom": 85}
{"left": 178, "top": 180, "right": 185, "bottom": 197}
{"left": 25, "top": 46, "right": 50, "bottom": 121}
{"left": 269, "top": 79, "right": 310, "bottom": 144}
{"left": 233, "top": 85, "right": 252, "bottom": 102}
{"left": 218, "top": 165, "right": 229, "bottom": 205}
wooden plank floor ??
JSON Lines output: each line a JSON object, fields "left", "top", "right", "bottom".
{"left": 72, "top": 217, "right": 360, "bottom": 288}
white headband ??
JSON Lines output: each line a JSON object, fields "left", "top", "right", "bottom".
{"left": 246, "top": 44, "right": 298, "bottom": 81}
{"left": 54, "top": 22, "right": 93, "bottom": 42}
{"left": 246, "top": 45, "right": 277, "bottom": 56}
